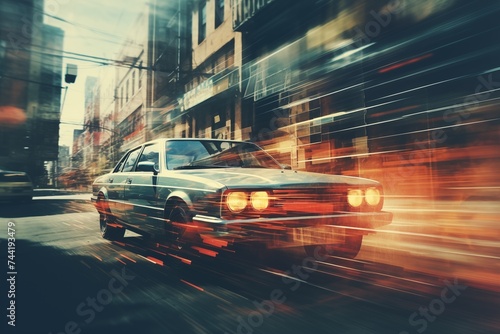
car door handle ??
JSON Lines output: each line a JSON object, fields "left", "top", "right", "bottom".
{"left": 108, "top": 178, "right": 114, "bottom": 183}
{"left": 126, "top": 178, "right": 132, "bottom": 184}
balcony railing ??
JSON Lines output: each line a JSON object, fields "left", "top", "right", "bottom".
{"left": 232, "top": 0, "right": 276, "bottom": 31}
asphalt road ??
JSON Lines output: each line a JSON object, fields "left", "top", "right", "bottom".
{"left": 0, "top": 194, "right": 499, "bottom": 334}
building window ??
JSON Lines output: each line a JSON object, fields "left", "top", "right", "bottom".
{"left": 132, "top": 71, "right": 136, "bottom": 96}
{"left": 215, "top": 0, "right": 224, "bottom": 28}
{"left": 198, "top": 1, "right": 206, "bottom": 44}
{"left": 126, "top": 79, "right": 129, "bottom": 103}
{"left": 120, "top": 87, "right": 124, "bottom": 108}
{"left": 138, "top": 61, "right": 142, "bottom": 89}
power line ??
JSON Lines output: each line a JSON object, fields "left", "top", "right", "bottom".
{"left": 0, "top": 73, "right": 65, "bottom": 89}
{"left": 59, "top": 121, "right": 119, "bottom": 135}
{"left": 30, "top": 1, "right": 145, "bottom": 48}
{"left": 42, "top": 11, "right": 127, "bottom": 42}
{"left": 4, "top": 44, "right": 129, "bottom": 68}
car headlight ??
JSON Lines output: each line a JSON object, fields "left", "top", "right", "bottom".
{"left": 226, "top": 191, "right": 248, "bottom": 212}
{"left": 347, "top": 189, "right": 363, "bottom": 207}
{"left": 250, "top": 191, "right": 269, "bottom": 211}
{"left": 365, "top": 187, "right": 381, "bottom": 206}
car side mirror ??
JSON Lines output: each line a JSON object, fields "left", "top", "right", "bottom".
{"left": 136, "top": 161, "right": 159, "bottom": 174}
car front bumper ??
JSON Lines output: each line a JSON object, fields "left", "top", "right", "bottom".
{"left": 191, "top": 211, "right": 393, "bottom": 248}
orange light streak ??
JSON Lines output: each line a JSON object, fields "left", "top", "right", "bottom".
{"left": 146, "top": 256, "right": 164, "bottom": 266}
{"left": 120, "top": 253, "right": 137, "bottom": 263}
{"left": 191, "top": 246, "right": 219, "bottom": 258}
{"left": 168, "top": 253, "right": 192, "bottom": 265}
{"left": 378, "top": 53, "right": 433, "bottom": 73}
{"left": 180, "top": 279, "right": 204, "bottom": 292}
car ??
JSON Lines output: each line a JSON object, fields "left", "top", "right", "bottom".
{"left": 0, "top": 169, "right": 34, "bottom": 203}
{"left": 91, "top": 138, "right": 392, "bottom": 259}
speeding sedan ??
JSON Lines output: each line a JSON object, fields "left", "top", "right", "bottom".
{"left": 91, "top": 138, "right": 392, "bottom": 259}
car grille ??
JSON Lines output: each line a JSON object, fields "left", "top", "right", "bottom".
{"left": 271, "top": 187, "right": 347, "bottom": 214}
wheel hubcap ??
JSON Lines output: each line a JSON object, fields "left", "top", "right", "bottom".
{"left": 100, "top": 214, "right": 108, "bottom": 233}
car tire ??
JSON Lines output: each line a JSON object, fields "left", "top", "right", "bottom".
{"left": 165, "top": 201, "right": 191, "bottom": 248}
{"left": 304, "top": 234, "right": 363, "bottom": 260}
{"left": 98, "top": 198, "right": 125, "bottom": 240}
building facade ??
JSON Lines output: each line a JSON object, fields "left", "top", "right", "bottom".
{"left": 0, "top": 0, "right": 64, "bottom": 187}
{"left": 86, "top": 0, "right": 500, "bottom": 199}
{"left": 97, "top": 64, "right": 118, "bottom": 170}
{"left": 82, "top": 76, "right": 100, "bottom": 177}
{"left": 146, "top": 0, "right": 193, "bottom": 141}
{"left": 181, "top": 0, "right": 242, "bottom": 140}
{"left": 114, "top": 8, "right": 148, "bottom": 154}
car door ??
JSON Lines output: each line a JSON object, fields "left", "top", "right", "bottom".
{"left": 123, "top": 143, "right": 163, "bottom": 235}
{"left": 109, "top": 146, "right": 143, "bottom": 222}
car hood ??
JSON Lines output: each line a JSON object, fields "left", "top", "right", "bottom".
{"left": 177, "top": 168, "right": 380, "bottom": 189}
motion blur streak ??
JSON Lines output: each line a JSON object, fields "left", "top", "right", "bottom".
{"left": 180, "top": 279, "right": 205, "bottom": 292}
{"left": 378, "top": 53, "right": 434, "bottom": 73}
{"left": 229, "top": 0, "right": 500, "bottom": 314}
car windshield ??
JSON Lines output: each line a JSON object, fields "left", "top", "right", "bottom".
{"left": 165, "top": 140, "right": 282, "bottom": 170}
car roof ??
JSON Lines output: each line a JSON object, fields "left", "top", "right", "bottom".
{"left": 159, "top": 137, "right": 245, "bottom": 143}
{"left": 134, "top": 138, "right": 249, "bottom": 149}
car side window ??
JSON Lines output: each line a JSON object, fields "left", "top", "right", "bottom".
{"left": 113, "top": 154, "right": 128, "bottom": 173}
{"left": 121, "top": 147, "right": 142, "bottom": 172}
{"left": 136, "top": 143, "right": 160, "bottom": 171}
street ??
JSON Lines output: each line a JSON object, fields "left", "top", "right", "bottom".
{"left": 1, "top": 194, "right": 499, "bottom": 334}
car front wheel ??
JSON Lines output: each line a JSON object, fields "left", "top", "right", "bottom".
{"left": 165, "top": 201, "right": 192, "bottom": 248}
{"left": 98, "top": 198, "right": 125, "bottom": 240}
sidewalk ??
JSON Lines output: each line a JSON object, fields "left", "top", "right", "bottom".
{"left": 33, "top": 188, "right": 91, "bottom": 197}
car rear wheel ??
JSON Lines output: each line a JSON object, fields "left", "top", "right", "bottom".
{"left": 98, "top": 198, "right": 125, "bottom": 240}
{"left": 304, "top": 234, "right": 363, "bottom": 260}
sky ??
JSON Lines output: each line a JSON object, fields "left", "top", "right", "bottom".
{"left": 43, "top": 0, "right": 146, "bottom": 150}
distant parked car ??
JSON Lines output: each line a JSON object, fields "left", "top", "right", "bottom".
{"left": 0, "top": 170, "right": 34, "bottom": 203}
{"left": 91, "top": 138, "right": 392, "bottom": 259}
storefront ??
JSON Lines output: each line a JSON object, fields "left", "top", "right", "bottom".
{"left": 178, "top": 68, "right": 240, "bottom": 140}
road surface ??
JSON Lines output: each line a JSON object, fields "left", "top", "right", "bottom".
{"left": 1, "top": 193, "right": 499, "bottom": 334}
